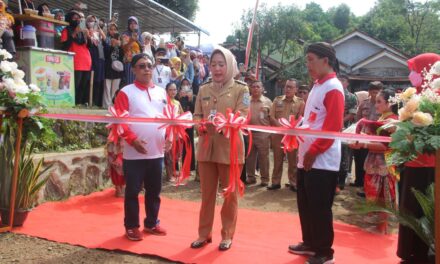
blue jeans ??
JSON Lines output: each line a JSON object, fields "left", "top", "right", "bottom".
{"left": 123, "top": 158, "right": 163, "bottom": 229}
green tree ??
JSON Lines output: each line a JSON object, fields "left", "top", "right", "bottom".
{"left": 359, "top": 0, "right": 440, "bottom": 55}
{"left": 154, "top": 0, "right": 199, "bottom": 21}
{"left": 331, "top": 4, "right": 351, "bottom": 32}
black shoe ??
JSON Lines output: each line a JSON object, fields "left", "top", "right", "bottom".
{"left": 288, "top": 242, "right": 315, "bottom": 256}
{"left": 190, "top": 238, "right": 212, "bottom": 248}
{"left": 218, "top": 239, "right": 232, "bottom": 251}
{"left": 356, "top": 191, "right": 366, "bottom": 198}
{"left": 305, "top": 255, "right": 334, "bottom": 264}
{"left": 267, "top": 184, "right": 281, "bottom": 190}
{"left": 260, "top": 182, "right": 268, "bottom": 187}
{"left": 245, "top": 179, "right": 257, "bottom": 185}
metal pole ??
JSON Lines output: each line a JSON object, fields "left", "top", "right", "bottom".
{"left": 198, "top": 31, "right": 201, "bottom": 49}
{"left": 435, "top": 149, "right": 440, "bottom": 264}
{"left": 18, "top": 0, "right": 23, "bottom": 15}
{"left": 109, "top": 0, "right": 113, "bottom": 20}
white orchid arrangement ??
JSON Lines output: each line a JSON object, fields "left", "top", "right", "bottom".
{"left": 0, "top": 49, "right": 43, "bottom": 112}
{"left": 388, "top": 61, "right": 440, "bottom": 165}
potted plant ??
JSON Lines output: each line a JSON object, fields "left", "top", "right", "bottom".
{"left": 361, "top": 184, "right": 435, "bottom": 262}
{"left": 0, "top": 48, "right": 47, "bottom": 226}
{"left": 0, "top": 125, "right": 51, "bottom": 226}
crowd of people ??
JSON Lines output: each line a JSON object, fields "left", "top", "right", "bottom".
{"left": 108, "top": 39, "right": 435, "bottom": 264}
{"left": 60, "top": 10, "right": 208, "bottom": 107}
{"left": 0, "top": 2, "right": 433, "bottom": 263}
{"left": 0, "top": 1, "right": 208, "bottom": 108}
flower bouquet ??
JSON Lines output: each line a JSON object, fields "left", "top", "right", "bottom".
{"left": 0, "top": 48, "right": 47, "bottom": 225}
{"left": 0, "top": 49, "right": 44, "bottom": 116}
{"left": 387, "top": 61, "right": 440, "bottom": 165}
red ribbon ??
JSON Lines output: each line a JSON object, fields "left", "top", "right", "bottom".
{"left": 212, "top": 108, "right": 249, "bottom": 197}
{"left": 106, "top": 106, "right": 129, "bottom": 143}
{"left": 157, "top": 104, "right": 193, "bottom": 185}
{"left": 278, "top": 115, "right": 303, "bottom": 153}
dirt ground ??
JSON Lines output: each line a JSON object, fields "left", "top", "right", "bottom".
{"left": 0, "top": 163, "right": 397, "bottom": 264}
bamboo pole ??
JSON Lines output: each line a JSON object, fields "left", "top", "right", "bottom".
{"left": 436, "top": 149, "right": 440, "bottom": 264}
{"left": 7, "top": 111, "right": 25, "bottom": 229}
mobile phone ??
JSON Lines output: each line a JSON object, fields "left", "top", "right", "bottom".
{"left": 79, "top": 20, "right": 86, "bottom": 30}
{"left": 160, "top": 58, "right": 169, "bottom": 64}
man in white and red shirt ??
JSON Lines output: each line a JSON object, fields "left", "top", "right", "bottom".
{"left": 114, "top": 53, "right": 171, "bottom": 241}
{"left": 288, "top": 42, "right": 344, "bottom": 264}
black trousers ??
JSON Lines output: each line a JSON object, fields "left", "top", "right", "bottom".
{"left": 397, "top": 166, "right": 434, "bottom": 262}
{"left": 92, "top": 79, "right": 104, "bottom": 107}
{"left": 74, "top": 70, "right": 91, "bottom": 105}
{"left": 123, "top": 158, "right": 163, "bottom": 229}
{"left": 338, "top": 143, "right": 351, "bottom": 187}
{"left": 353, "top": 148, "right": 368, "bottom": 187}
{"left": 297, "top": 168, "right": 338, "bottom": 256}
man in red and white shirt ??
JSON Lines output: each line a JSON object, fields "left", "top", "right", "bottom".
{"left": 114, "top": 53, "right": 171, "bottom": 241}
{"left": 288, "top": 42, "right": 344, "bottom": 264}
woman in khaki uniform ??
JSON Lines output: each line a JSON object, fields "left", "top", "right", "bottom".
{"left": 190, "top": 47, "right": 249, "bottom": 251}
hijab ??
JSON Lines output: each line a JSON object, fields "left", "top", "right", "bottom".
{"left": 124, "top": 16, "right": 141, "bottom": 41}
{"left": 170, "top": 56, "right": 182, "bottom": 76}
{"left": 210, "top": 46, "right": 239, "bottom": 87}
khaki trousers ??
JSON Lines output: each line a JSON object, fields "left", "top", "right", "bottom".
{"left": 246, "top": 133, "right": 270, "bottom": 183}
{"left": 198, "top": 162, "right": 240, "bottom": 240}
{"left": 271, "top": 134, "right": 297, "bottom": 186}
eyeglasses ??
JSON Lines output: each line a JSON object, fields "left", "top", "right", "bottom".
{"left": 136, "top": 63, "right": 153, "bottom": 70}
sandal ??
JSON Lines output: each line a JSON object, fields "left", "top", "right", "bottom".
{"left": 219, "top": 239, "right": 232, "bottom": 251}
{"left": 190, "top": 237, "right": 212, "bottom": 249}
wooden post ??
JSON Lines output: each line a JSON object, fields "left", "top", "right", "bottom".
{"left": 7, "top": 111, "right": 26, "bottom": 229}
{"left": 89, "top": 71, "right": 94, "bottom": 107}
{"left": 436, "top": 149, "right": 440, "bottom": 264}
{"left": 0, "top": 110, "right": 27, "bottom": 232}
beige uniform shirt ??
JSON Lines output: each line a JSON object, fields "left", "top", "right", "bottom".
{"left": 249, "top": 95, "right": 272, "bottom": 138}
{"left": 270, "top": 95, "right": 305, "bottom": 123}
{"left": 194, "top": 80, "right": 250, "bottom": 164}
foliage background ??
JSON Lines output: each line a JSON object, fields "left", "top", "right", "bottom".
{"left": 226, "top": 0, "right": 440, "bottom": 81}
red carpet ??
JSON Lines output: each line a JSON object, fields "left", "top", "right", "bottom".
{"left": 14, "top": 189, "right": 400, "bottom": 263}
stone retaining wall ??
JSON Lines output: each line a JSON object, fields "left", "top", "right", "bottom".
{"left": 34, "top": 147, "right": 111, "bottom": 202}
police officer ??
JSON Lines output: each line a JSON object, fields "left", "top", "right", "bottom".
{"left": 268, "top": 79, "right": 305, "bottom": 191}
{"left": 190, "top": 47, "right": 249, "bottom": 251}
{"left": 246, "top": 81, "right": 272, "bottom": 186}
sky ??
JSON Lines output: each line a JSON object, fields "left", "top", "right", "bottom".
{"left": 183, "top": 0, "right": 377, "bottom": 46}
